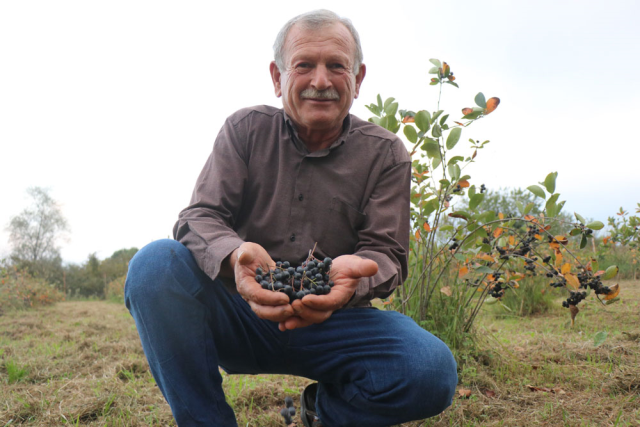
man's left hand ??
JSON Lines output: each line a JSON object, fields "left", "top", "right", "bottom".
{"left": 278, "top": 255, "right": 378, "bottom": 331}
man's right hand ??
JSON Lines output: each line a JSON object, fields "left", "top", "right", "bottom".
{"left": 231, "top": 242, "right": 294, "bottom": 322}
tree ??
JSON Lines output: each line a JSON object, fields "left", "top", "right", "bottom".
{"left": 7, "top": 187, "right": 69, "bottom": 264}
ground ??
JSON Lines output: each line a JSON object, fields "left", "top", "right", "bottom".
{"left": 0, "top": 281, "right": 639, "bottom": 426}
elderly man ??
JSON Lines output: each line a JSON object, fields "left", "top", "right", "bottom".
{"left": 125, "top": 9, "right": 457, "bottom": 427}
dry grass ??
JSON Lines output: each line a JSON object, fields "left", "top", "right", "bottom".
{"left": 0, "top": 281, "right": 638, "bottom": 426}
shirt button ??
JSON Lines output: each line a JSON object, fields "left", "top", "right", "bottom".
{"left": 298, "top": 194, "right": 304, "bottom": 201}
{"left": 290, "top": 234, "right": 296, "bottom": 242}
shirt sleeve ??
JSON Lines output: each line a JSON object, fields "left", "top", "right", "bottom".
{"left": 173, "top": 117, "right": 247, "bottom": 281}
{"left": 346, "top": 144, "right": 411, "bottom": 307}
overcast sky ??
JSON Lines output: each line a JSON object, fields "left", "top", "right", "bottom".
{"left": 1, "top": 0, "right": 639, "bottom": 264}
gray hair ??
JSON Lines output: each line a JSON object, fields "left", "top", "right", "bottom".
{"left": 273, "top": 9, "right": 363, "bottom": 74}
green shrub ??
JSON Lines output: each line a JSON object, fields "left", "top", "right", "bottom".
{"left": 0, "top": 266, "right": 64, "bottom": 311}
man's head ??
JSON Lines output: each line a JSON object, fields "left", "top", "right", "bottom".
{"left": 270, "top": 10, "right": 366, "bottom": 143}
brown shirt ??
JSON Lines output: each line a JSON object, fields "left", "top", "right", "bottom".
{"left": 173, "top": 105, "right": 411, "bottom": 307}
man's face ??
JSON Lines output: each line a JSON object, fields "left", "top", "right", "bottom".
{"left": 270, "top": 23, "right": 366, "bottom": 135}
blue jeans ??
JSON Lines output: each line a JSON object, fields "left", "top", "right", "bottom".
{"left": 125, "top": 239, "right": 457, "bottom": 427}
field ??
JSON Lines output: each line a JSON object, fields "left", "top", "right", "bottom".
{"left": 1, "top": 281, "right": 639, "bottom": 426}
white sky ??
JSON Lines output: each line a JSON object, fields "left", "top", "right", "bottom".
{"left": 1, "top": 0, "right": 639, "bottom": 264}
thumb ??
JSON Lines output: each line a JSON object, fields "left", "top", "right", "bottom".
{"left": 351, "top": 258, "right": 378, "bottom": 278}
{"left": 236, "top": 247, "right": 254, "bottom": 266}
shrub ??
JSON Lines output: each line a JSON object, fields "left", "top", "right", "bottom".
{"left": 0, "top": 266, "right": 64, "bottom": 311}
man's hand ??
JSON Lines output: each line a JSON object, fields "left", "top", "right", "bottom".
{"left": 233, "top": 242, "right": 294, "bottom": 322}
{"left": 278, "top": 255, "right": 378, "bottom": 331}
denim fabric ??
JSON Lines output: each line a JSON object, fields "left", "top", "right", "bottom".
{"left": 125, "top": 239, "right": 457, "bottom": 427}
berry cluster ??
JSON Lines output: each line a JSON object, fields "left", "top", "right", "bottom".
{"left": 562, "top": 291, "right": 586, "bottom": 308}
{"left": 279, "top": 396, "right": 296, "bottom": 425}
{"left": 255, "top": 257, "right": 334, "bottom": 303}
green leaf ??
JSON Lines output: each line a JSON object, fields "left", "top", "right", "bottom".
{"left": 570, "top": 228, "right": 582, "bottom": 236}
{"left": 475, "top": 266, "right": 494, "bottom": 274}
{"left": 516, "top": 201, "right": 524, "bottom": 215}
{"left": 591, "top": 259, "right": 599, "bottom": 273}
{"left": 454, "top": 253, "right": 467, "bottom": 262}
{"left": 368, "top": 117, "right": 381, "bottom": 126}
{"left": 376, "top": 94, "right": 382, "bottom": 110}
{"left": 428, "top": 66, "right": 439, "bottom": 74}
{"left": 527, "top": 185, "right": 546, "bottom": 199}
{"left": 422, "top": 141, "right": 441, "bottom": 158}
{"left": 439, "top": 179, "right": 451, "bottom": 187}
{"left": 468, "top": 185, "right": 476, "bottom": 198}
{"left": 423, "top": 198, "right": 439, "bottom": 217}
{"left": 605, "top": 297, "right": 620, "bottom": 305}
{"left": 580, "top": 234, "right": 588, "bottom": 249}
{"left": 543, "top": 172, "right": 558, "bottom": 194}
{"left": 432, "top": 110, "right": 444, "bottom": 122}
{"left": 414, "top": 110, "right": 431, "bottom": 132}
{"left": 587, "top": 221, "right": 604, "bottom": 230}
{"left": 448, "top": 156, "right": 465, "bottom": 165}
{"left": 429, "top": 58, "right": 442, "bottom": 68}
{"left": 449, "top": 211, "right": 471, "bottom": 220}
{"left": 404, "top": 125, "right": 418, "bottom": 143}
{"left": 440, "top": 114, "right": 449, "bottom": 126}
{"left": 445, "top": 81, "right": 460, "bottom": 88}
{"left": 602, "top": 265, "right": 619, "bottom": 280}
{"left": 545, "top": 193, "right": 560, "bottom": 216}
{"left": 448, "top": 164, "right": 461, "bottom": 181}
{"left": 446, "top": 127, "right": 462, "bottom": 150}
{"left": 432, "top": 125, "right": 442, "bottom": 138}
{"left": 365, "top": 104, "right": 381, "bottom": 117}
{"left": 575, "top": 212, "right": 586, "bottom": 225}
{"left": 469, "top": 193, "right": 485, "bottom": 211}
{"left": 462, "top": 111, "right": 483, "bottom": 120}
{"left": 432, "top": 156, "right": 442, "bottom": 170}
{"left": 440, "top": 225, "right": 454, "bottom": 232}
{"left": 383, "top": 97, "right": 395, "bottom": 109}
{"left": 474, "top": 92, "right": 487, "bottom": 108}
{"left": 524, "top": 202, "right": 535, "bottom": 215}
{"left": 593, "top": 331, "right": 608, "bottom": 348}
{"left": 384, "top": 102, "right": 398, "bottom": 117}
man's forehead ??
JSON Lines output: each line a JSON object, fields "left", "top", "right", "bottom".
{"left": 283, "top": 22, "right": 356, "bottom": 59}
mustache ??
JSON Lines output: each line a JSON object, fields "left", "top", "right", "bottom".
{"left": 300, "top": 88, "right": 340, "bottom": 100}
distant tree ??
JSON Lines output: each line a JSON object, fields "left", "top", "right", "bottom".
{"left": 7, "top": 187, "right": 69, "bottom": 264}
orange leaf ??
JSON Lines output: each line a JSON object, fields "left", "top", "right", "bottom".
{"left": 458, "top": 179, "right": 470, "bottom": 188}
{"left": 423, "top": 222, "right": 431, "bottom": 232}
{"left": 603, "top": 236, "right": 610, "bottom": 245}
{"left": 440, "top": 286, "right": 452, "bottom": 297}
{"left": 477, "top": 254, "right": 496, "bottom": 262}
{"left": 458, "top": 388, "right": 472, "bottom": 398}
{"left": 534, "top": 234, "right": 543, "bottom": 240}
{"left": 462, "top": 107, "right": 473, "bottom": 115}
{"left": 484, "top": 97, "right": 500, "bottom": 114}
{"left": 493, "top": 228, "right": 503, "bottom": 238}
{"left": 604, "top": 283, "right": 620, "bottom": 300}
{"left": 594, "top": 270, "right": 605, "bottom": 277}
{"left": 554, "top": 235, "right": 569, "bottom": 245}
{"left": 561, "top": 263, "right": 571, "bottom": 275}
{"left": 570, "top": 304, "right": 579, "bottom": 326}
{"left": 472, "top": 149, "right": 477, "bottom": 159}
{"left": 498, "top": 212, "right": 505, "bottom": 220}
{"left": 454, "top": 121, "right": 464, "bottom": 126}
{"left": 458, "top": 266, "right": 469, "bottom": 278}
{"left": 448, "top": 75, "right": 456, "bottom": 82}
{"left": 565, "top": 273, "right": 580, "bottom": 290}
{"left": 442, "top": 62, "right": 450, "bottom": 75}
{"left": 508, "top": 235, "right": 515, "bottom": 246}
{"left": 555, "top": 252, "right": 564, "bottom": 267}
{"left": 402, "top": 116, "right": 415, "bottom": 123}
{"left": 415, "top": 229, "right": 421, "bottom": 241}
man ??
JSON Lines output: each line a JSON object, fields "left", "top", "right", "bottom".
{"left": 125, "top": 9, "right": 457, "bottom": 427}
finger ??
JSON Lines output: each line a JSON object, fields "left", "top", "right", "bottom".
{"left": 300, "top": 293, "right": 345, "bottom": 312}
{"left": 243, "top": 284, "right": 290, "bottom": 306}
{"left": 291, "top": 300, "right": 332, "bottom": 323}
{"left": 280, "top": 316, "right": 315, "bottom": 331}
{"left": 247, "top": 300, "right": 294, "bottom": 322}
{"left": 348, "top": 258, "right": 378, "bottom": 279}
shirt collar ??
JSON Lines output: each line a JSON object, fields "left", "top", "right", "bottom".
{"left": 282, "top": 110, "right": 352, "bottom": 156}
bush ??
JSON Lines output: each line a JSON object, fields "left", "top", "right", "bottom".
{"left": 497, "top": 275, "right": 558, "bottom": 316}
{"left": 105, "top": 275, "right": 126, "bottom": 302}
{"left": 0, "top": 266, "right": 64, "bottom": 311}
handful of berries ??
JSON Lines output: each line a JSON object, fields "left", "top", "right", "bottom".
{"left": 254, "top": 256, "right": 335, "bottom": 303}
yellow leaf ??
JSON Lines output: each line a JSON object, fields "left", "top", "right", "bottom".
{"left": 498, "top": 212, "right": 505, "bottom": 220}
{"left": 494, "top": 228, "right": 503, "bottom": 238}
{"left": 604, "top": 283, "right": 620, "bottom": 300}
{"left": 555, "top": 252, "right": 564, "bottom": 268}
{"left": 561, "top": 263, "right": 571, "bottom": 275}
{"left": 565, "top": 273, "right": 580, "bottom": 290}
{"left": 440, "top": 286, "right": 452, "bottom": 297}
{"left": 477, "top": 254, "right": 496, "bottom": 262}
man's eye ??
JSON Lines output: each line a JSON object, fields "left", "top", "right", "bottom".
{"left": 329, "top": 64, "right": 347, "bottom": 71}
{"left": 296, "top": 63, "right": 311, "bottom": 69}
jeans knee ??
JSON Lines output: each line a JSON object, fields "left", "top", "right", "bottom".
{"left": 125, "top": 239, "right": 192, "bottom": 308}
{"left": 412, "top": 344, "right": 458, "bottom": 418}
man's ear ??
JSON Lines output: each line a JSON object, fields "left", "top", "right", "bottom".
{"left": 354, "top": 63, "right": 366, "bottom": 99}
{"left": 270, "top": 61, "right": 282, "bottom": 98}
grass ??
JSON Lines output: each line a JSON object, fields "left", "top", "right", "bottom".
{"left": 0, "top": 281, "right": 639, "bottom": 426}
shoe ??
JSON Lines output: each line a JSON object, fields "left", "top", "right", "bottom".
{"left": 300, "top": 383, "right": 324, "bottom": 427}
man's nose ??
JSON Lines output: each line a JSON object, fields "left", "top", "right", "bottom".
{"left": 310, "top": 65, "right": 331, "bottom": 90}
